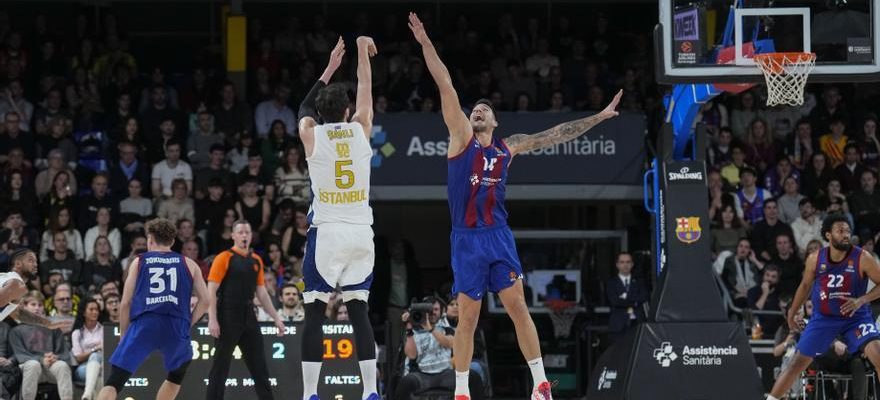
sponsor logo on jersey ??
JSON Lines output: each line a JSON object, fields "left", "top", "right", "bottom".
{"left": 469, "top": 174, "right": 479, "bottom": 186}
{"left": 675, "top": 217, "right": 701, "bottom": 244}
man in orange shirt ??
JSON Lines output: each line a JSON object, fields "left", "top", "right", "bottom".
{"left": 205, "top": 220, "right": 285, "bottom": 400}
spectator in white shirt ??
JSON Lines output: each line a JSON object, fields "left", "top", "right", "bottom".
{"left": 151, "top": 139, "right": 192, "bottom": 198}
{"left": 791, "top": 198, "right": 824, "bottom": 256}
{"left": 254, "top": 84, "right": 296, "bottom": 137}
{"left": 83, "top": 207, "right": 121, "bottom": 260}
{"left": 525, "top": 39, "right": 560, "bottom": 80}
{"left": 71, "top": 298, "right": 103, "bottom": 400}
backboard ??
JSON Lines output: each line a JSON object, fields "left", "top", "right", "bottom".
{"left": 656, "top": 0, "right": 880, "bottom": 84}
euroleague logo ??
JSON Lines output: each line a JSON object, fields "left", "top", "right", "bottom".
{"left": 680, "top": 41, "right": 693, "bottom": 53}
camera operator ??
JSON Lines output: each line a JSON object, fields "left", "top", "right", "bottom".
{"left": 395, "top": 297, "right": 483, "bottom": 400}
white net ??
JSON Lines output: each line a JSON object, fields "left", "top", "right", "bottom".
{"left": 548, "top": 306, "right": 578, "bottom": 339}
{"left": 754, "top": 52, "right": 817, "bottom": 107}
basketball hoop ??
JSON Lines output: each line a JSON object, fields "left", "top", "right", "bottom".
{"left": 545, "top": 299, "right": 578, "bottom": 339}
{"left": 753, "top": 52, "right": 817, "bottom": 107}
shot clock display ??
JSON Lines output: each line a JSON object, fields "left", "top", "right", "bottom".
{"left": 103, "top": 322, "right": 362, "bottom": 399}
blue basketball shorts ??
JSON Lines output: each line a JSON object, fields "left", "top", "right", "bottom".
{"left": 109, "top": 313, "right": 192, "bottom": 373}
{"left": 450, "top": 225, "right": 523, "bottom": 300}
{"left": 797, "top": 313, "right": 880, "bottom": 357}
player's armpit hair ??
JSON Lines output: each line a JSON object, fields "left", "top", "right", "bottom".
{"left": 504, "top": 113, "right": 607, "bottom": 154}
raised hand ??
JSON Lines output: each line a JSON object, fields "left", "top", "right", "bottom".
{"left": 327, "top": 37, "right": 345, "bottom": 73}
{"left": 356, "top": 36, "right": 378, "bottom": 57}
{"left": 408, "top": 12, "right": 430, "bottom": 45}
{"left": 599, "top": 89, "right": 623, "bottom": 120}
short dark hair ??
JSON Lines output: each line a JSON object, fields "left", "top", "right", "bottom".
{"left": 615, "top": 252, "right": 633, "bottom": 263}
{"left": 821, "top": 213, "right": 850, "bottom": 238}
{"left": 474, "top": 98, "right": 496, "bottom": 116}
{"left": 165, "top": 138, "right": 181, "bottom": 150}
{"left": 209, "top": 143, "right": 226, "bottom": 153}
{"left": 798, "top": 197, "right": 813, "bottom": 208}
{"left": 763, "top": 198, "right": 778, "bottom": 209}
{"left": 764, "top": 264, "right": 781, "bottom": 274}
{"left": 281, "top": 283, "right": 300, "bottom": 293}
{"left": 844, "top": 143, "right": 860, "bottom": 154}
{"left": 145, "top": 218, "right": 177, "bottom": 246}
{"left": 315, "top": 83, "right": 349, "bottom": 123}
{"left": 9, "top": 248, "right": 34, "bottom": 266}
{"left": 739, "top": 166, "right": 757, "bottom": 178}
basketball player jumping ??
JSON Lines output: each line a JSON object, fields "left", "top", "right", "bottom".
{"left": 297, "top": 36, "right": 379, "bottom": 400}
{"left": 766, "top": 214, "right": 880, "bottom": 400}
{"left": 98, "top": 218, "right": 210, "bottom": 400}
{"left": 408, "top": 12, "right": 622, "bottom": 400}
{"left": 0, "top": 248, "right": 73, "bottom": 330}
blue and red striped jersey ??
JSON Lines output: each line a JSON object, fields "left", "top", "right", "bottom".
{"left": 447, "top": 136, "right": 511, "bottom": 230}
{"left": 812, "top": 246, "right": 870, "bottom": 319}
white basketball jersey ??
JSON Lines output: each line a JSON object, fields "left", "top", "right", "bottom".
{"left": 307, "top": 121, "right": 373, "bottom": 226}
{"left": 0, "top": 272, "right": 23, "bottom": 320}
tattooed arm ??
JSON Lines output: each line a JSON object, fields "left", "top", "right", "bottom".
{"left": 8, "top": 308, "right": 72, "bottom": 332}
{"left": 504, "top": 90, "right": 623, "bottom": 156}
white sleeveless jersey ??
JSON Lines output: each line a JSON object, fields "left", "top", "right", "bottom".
{"left": 0, "top": 272, "right": 23, "bottom": 320}
{"left": 307, "top": 121, "right": 373, "bottom": 226}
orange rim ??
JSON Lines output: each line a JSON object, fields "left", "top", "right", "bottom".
{"left": 754, "top": 52, "right": 816, "bottom": 74}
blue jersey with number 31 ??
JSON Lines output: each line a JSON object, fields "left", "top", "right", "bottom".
{"left": 130, "top": 251, "right": 193, "bottom": 322}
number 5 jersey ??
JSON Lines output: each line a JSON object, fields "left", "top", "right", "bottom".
{"left": 307, "top": 122, "right": 373, "bottom": 227}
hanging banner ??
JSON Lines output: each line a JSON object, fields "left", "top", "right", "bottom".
{"left": 369, "top": 112, "right": 647, "bottom": 185}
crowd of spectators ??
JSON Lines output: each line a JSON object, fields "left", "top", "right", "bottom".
{"left": 0, "top": 7, "right": 655, "bottom": 398}
{"left": 706, "top": 84, "right": 880, "bottom": 341}
{"left": 4, "top": 3, "right": 880, "bottom": 398}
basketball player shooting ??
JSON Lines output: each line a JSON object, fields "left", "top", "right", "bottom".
{"left": 296, "top": 36, "right": 379, "bottom": 400}
{"left": 98, "top": 218, "right": 210, "bottom": 400}
{"left": 767, "top": 214, "right": 880, "bottom": 400}
{"left": 0, "top": 248, "right": 73, "bottom": 331}
{"left": 407, "top": 12, "right": 621, "bottom": 400}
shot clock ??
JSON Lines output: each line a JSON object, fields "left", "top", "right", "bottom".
{"left": 103, "top": 322, "right": 362, "bottom": 399}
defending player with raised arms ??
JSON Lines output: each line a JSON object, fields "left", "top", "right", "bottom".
{"left": 767, "top": 214, "right": 880, "bottom": 400}
{"left": 408, "top": 12, "right": 622, "bottom": 400}
{"left": 296, "top": 36, "right": 380, "bottom": 400}
{"left": 98, "top": 218, "right": 210, "bottom": 400}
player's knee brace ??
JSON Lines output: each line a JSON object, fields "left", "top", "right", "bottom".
{"left": 303, "top": 300, "right": 328, "bottom": 362}
{"left": 166, "top": 361, "right": 191, "bottom": 384}
{"left": 345, "top": 300, "right": 377, "bottom": 360}
{"left": 105, "top": 365, "right": 133, "bottom": 392}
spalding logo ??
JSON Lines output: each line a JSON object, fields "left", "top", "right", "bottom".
{"left": 668, "top": 166, "right": 703, "bottom": 181}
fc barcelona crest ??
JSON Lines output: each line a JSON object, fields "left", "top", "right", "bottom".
{"left": 675, "top": 217, "right": 702, "bottom": 244}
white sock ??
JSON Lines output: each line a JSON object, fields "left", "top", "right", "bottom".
{"left": 359, "top": 359, "right": 377, "bottom": 398}
{"left": 302, "top": 361, "right": 322, "bottom": 399}
{"left": 766, "top": 396, "right": 780, "bottom": 400}
{"left": 455, "top": 370, "right": 470, "bottom": 397}
{"left": 527, "top": 357, "right": 548, "bottom": 386}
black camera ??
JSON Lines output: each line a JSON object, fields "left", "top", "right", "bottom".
{"left": 407, "top": 302, "right": 434, "bottom": 326}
